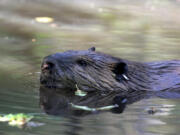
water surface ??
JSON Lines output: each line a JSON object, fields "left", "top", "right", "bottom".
{"left": 1, "top": 0, "right": 180, "bottom": 135}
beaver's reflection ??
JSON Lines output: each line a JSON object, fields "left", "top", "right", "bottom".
{"left": 39, "top": 86, "right": 153, "bottom": 116}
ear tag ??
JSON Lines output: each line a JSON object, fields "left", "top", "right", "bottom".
{"left": 122, "top": 74, "right": 129, "bottom": 80}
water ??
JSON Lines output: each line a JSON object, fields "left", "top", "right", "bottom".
{"left": 1, "top": 0, "right": 180, "bottom": 134}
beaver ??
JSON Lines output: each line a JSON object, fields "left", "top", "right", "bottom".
{"left": 39, "top": 47, "right": 180, "bottom": 115}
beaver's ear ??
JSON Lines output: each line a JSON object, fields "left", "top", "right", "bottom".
{"left": 112, "top": 62, "right": 129, "bottom": 81}
{"left": 88, "top": 47, "right": 96, "bottom": 52}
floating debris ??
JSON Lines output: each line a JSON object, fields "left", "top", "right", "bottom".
{"left": 32, "top": 38, "right": 36, "bottom": 42}
{"left": 35, "top": 17, "right": 54, "bottom": 23}
{"left": 147, "top": 107, "right": 158, "bottom": 115}
{"left": 0, "top": 113, "right": 33, "bottom": 128}
{"left": 146, "top": 105, "right": 174, "bottom": 116}
{"left": 75, "top": 84, "right": 87, "bottom": 97}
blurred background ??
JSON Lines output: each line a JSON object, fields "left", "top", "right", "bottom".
{"left": 1, "top": 0, "right": 180, "bottom": 135}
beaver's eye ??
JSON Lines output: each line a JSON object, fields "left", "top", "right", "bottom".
{"left": 77, "top": 59, "right": 87, "bottom": 67}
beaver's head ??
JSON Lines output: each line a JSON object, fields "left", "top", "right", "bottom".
{"left": 40, "top": 47, "right": 130, "bottom": 94}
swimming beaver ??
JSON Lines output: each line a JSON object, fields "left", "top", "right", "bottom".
{"left": 40, "top": 47, "right": 180, "bottom": 115}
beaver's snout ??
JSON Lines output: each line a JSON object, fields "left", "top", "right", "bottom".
{"left": 40, "top": 53, "right": 78, "bottom": 90}
{"left": 41, "top": 60, "right": 56, "bottom": 74}
{"left": 40, "top": 55, "right": 61, "bottom": 89}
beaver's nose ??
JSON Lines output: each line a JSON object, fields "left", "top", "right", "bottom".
{"left": 42, "top": 62, "right": 54, "bottom": 70}
{"left": 41, "top": 58, "right": 56, "bottom": 72}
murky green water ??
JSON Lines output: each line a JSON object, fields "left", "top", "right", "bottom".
{"left": 1, "top": 0, "right": 180, "bottom": 134}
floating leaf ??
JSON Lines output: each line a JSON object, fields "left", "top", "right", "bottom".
{"left": 0, "top": 113, "right": 34, "bottom": 127}
{"left": 35, "top": 17, "right": 54, "bottom": 23}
